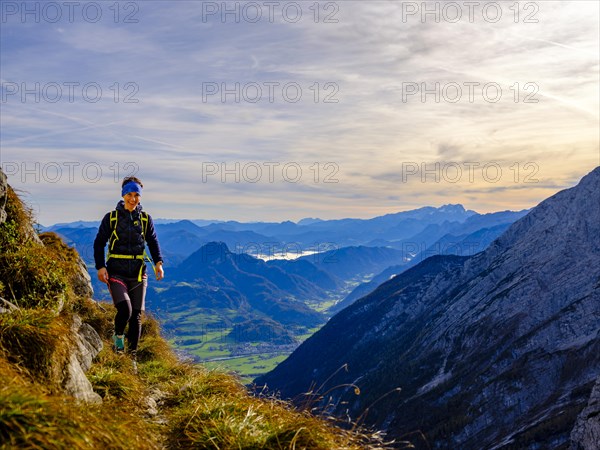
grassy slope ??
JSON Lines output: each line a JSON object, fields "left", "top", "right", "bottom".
{"left": 0, "top": 185, "right": 390, "bottom": 449}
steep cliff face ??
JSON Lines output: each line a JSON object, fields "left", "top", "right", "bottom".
{"left": 257, "top": 167, "right": 600, "bottom": 449}
{"left": 0, "top": 167, "right": 102, "bottom": 403}
{"left": 570, "top": 375, "right": 600, "bottom": 450}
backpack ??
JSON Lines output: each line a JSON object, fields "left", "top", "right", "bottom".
{"left": 108, "top": 209, "right": 149, "bottom": 253}
{"left": 107, "top": 209, "right": 154, "bottom": 281}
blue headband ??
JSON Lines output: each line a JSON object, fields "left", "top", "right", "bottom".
{"left": 122, "top": 181, "right": 142, "bottom": 197}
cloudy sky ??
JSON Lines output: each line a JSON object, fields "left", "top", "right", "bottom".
{"left": 1, "top": 1, "right": 598, "bottom": 225}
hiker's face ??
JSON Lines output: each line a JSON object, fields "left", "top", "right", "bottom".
{"left": 123, "top": 192, "right": 141, "bottom": 211}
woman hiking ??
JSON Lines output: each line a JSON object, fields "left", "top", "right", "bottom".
{"left": 93, "top": 176, "right": 164, "bottom": 370}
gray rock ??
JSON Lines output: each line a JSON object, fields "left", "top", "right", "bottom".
{"left": 570, "top": 376, "right": 600, "bottom": 450}
{"left": 63, "top": 353, "right": 102, "bottom": 404}
{"left": 72, "top": 315, "right": 103, "bottom": 372}
{"left": 72, "top": 254, "right": 94, "bottom": 299}
{"left": 144, "top": 396, "right": 159, "bottom": 416}
{"left": 62, "top": 314, "right": 103, "bottom": 403}
{"left": 144, "top": 388, "right": 168, "bottom": 422}
{"left": 0, "top": 297, "right": 19, "bottom": 314}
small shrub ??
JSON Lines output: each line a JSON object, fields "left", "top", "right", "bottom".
{"left": 0, "top": 190, "right": 71, "bottom": 310}
{"left": 0, "top": 243, "right": 69, "bottom": 310}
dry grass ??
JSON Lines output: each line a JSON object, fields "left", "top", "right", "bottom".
{"left": 0, "top": 300, "right": 391, "bottom": 449}
{"left": 164, "top": 365, "right": 386, "bottom": 449}
{"left": 0, "top": 359, "right": 161, "bottom": 450}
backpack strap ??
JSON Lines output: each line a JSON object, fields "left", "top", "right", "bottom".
{"left": 109, "top": 210, "right": 119, "bottom": 251}
{"left": 140, "top": 211, "right": 149, "bottom": 240}
{"left": 139, "top": 211, "right": 156, "bottom": 278}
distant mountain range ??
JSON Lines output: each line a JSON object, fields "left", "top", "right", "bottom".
{"left": 48, "top": 203, "right": 526, "bottom": 276}
{"left": 256, "top": 167, "right": 600, "bottom": 449}
{"left": 52, "top": 204, "right": 527, "bottom": 316}
{"left": 50, "top": 204, "right": 527, "bottom": 376}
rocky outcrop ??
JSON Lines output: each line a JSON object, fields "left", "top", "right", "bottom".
{"left": 570, "top": 375, "right": 600, "bottom": 450}
{"left": 72, "top": 254, "right": 94, "bottom": 298}
{"left": 1, "top": 169, "right": 101, "bottom": 402}
{"left": 258, "top": 167, "right": 600, "bottom": 449}
{"left": 63, "top": 315, "right": 103, "bottom": 404}
{"left": 144, "top": 387, "right": 167, "bottom": 420}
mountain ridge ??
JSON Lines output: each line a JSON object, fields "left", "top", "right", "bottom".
{"left": 256, "top": 166, "right": 600, "bottom": 449}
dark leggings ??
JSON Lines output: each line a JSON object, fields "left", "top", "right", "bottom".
{"left": 115, "top": 301, "right": 142, "bottom": 352}
{"left": 108, "top": 275, "right": 147, "bottom": 352}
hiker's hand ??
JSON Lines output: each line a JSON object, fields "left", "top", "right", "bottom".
{"left": 97, "top": 268, "right": 109, "bottom": 284}
{"left": 155, "top": 262, "right": 164, "bottom": 281}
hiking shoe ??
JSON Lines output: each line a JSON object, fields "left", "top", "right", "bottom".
{"left": 113, "top": 334, "right": 125, "bottom": 353}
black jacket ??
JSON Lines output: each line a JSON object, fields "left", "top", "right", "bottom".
{"left": 93, "top": 201, "right": 163, "bottom": 279}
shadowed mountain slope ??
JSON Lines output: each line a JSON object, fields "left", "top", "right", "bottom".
{"left": 257, "top": 167, "right": 600, "bottom": 449}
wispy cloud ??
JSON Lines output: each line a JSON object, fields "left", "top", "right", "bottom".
{"left": 1, "top": 1, "right": 598, "bottom": 224}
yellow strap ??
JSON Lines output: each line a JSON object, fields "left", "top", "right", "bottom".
{"left": 109, "top": 210, "right": 119, "bottom": 251}
{"left": 140, "top": 213, "right": 152, "bottom": 281}
{"left": 141, "top": 212, "right": 148, "bottom": 239}
{"left": 107, "top": 254, "right": 145, "bottom": 260}
{"left": 107, "top": 253, "right": 153, "bottom": 282}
